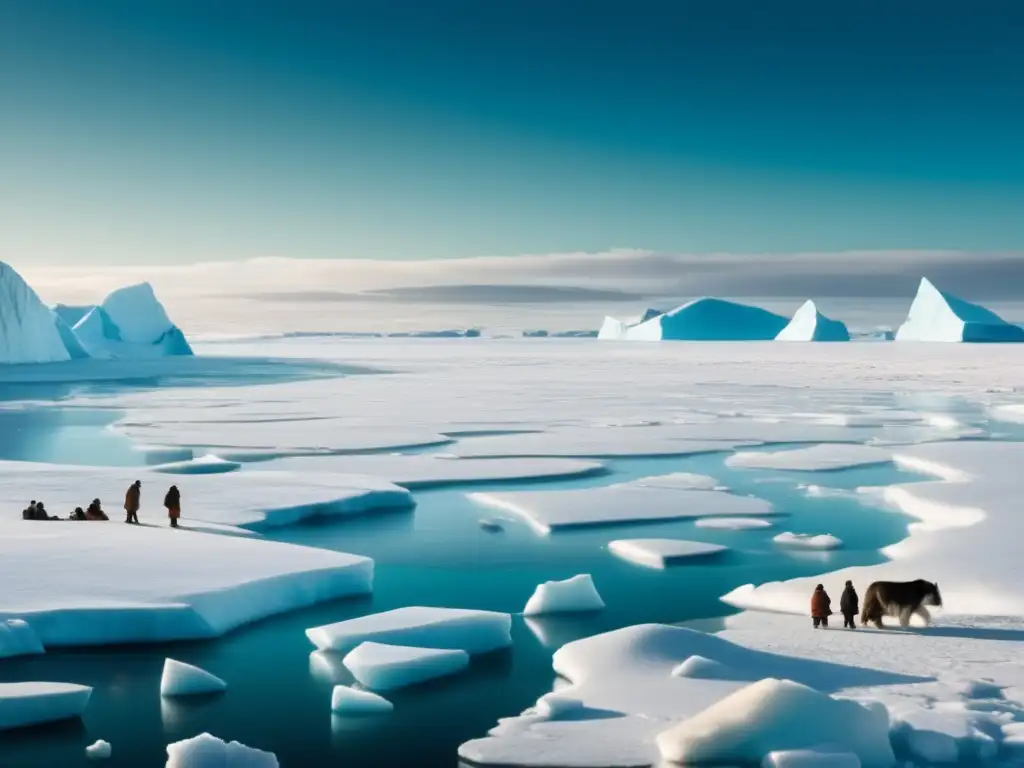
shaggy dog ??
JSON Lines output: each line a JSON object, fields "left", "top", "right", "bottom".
{"left": 861, "top": 579, "right": 942, "bottom": 628}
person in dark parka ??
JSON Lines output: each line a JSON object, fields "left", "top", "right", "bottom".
{"left": 164, "top": 485, "right": 181, "bottom": 528}
{"left": 124, "top": 480, "right": 141, "bottom": 524}
{"left": 811, "top": 583, "right": 832, "bottom": 629}
{"left": 840, "top": 580, "right": 859, "bottom": 629}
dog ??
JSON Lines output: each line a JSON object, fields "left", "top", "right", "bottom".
{"left": 860, "top": 579, "right": 942, "bottom": 629}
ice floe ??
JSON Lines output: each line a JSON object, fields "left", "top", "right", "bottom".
{"left": 306, "top": 606, "right": 512, "bottom": 654}
{"left": 598, "top": 298, "right": 789, "bottom": 341}
{"left": 453, "top": 429, "right": 757, "bottom": 459}
{"left": 0, "top": 682, "right": 92, "bottom": 730}
{"left": 773, "top": 532, "right": 844, "bottom": 550}
{"left": 609, "top": 539, "right": 728, "bottom": 569}
{"left": 85, "top": 739, "right": 112, "bottom": 760}
{"left": 152, "top": 454, "right": 242, "bottom": 474}
{"left": 895, "top": 277, "right": 1024, "bottom": 343}
{"left": 343, "top": 642, "right": 469, "bottom": 691}
{"left": 165, "top": 733, "right": 278, "bottom": 767}
{"left": 523, "top": 575, "right": 605, "bottom": 616}
{"left": 160, "top": 658, "right": 227, "bottom": 697}
{"left": 0, "top": 618, "right": 44, "bottom": 659}
{"left": 470, "top": 476, "right": 772, "bottom": 535}
{"left": 727, "top": 444, "right": 892, "bottom": 471}
{"left": 0, "top": 262, "right": 72, "bottom": 364}
{"left": 695, "top": 517, "right": 774, "bottom": 530}
{"left": 330, "top": 685, "right": 394, "bottom": 715}
{"left": 775, "top": 300, "right": 850, "bottom": 342}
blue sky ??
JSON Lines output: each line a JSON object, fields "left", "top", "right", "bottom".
{"left": 3, "top": 0, "right": 1023, "bottom": 265}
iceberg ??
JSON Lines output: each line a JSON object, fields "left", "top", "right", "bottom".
{"left": 52, "top": 311, "right": 91, "bottom": 359}
{"left": 306, "top": 606, "right": 512, "bottom": 654}
{"left": 609, "top": 539, "right": 728, "bottom": 569}
{"left": 330, "top": 684, "right": 394, "bottom": 715}
{"left": 895, "top": 277, "right": 1024, "bottom": 343}
{"left": 52, "top": 303, "right": 93, "bottom": 327}
{"left": 598, "top": 298, "right": 788, "bottom": 341}
{"left": 0, "top": 618, "right": 44, "bottom": 659}
{"left": 160, "top": 658, "right": 227, "bottom": 697}
{"left": 342, "top": 642, "right": 469, "bottom": 691}
{"left": 775, "top": 300, "right": 850, "bottom": 342}
{"left": 70, "top": 282, "right": 194, "bottom": 359}
{"left": 762, "top": 748, "right": 862, "bottom": 768}
{"left": 0, "top": 262, "right": 72, "bottom": 364}
{"left": 85, "top": 740, "right": 112, "bottom": 760}
{"left": 523, "top": 574, "right": 605, "bottom": 616}
{"left": 0, "top": 682, "right": 92, "bottom": 730}
{"left": 165, "top": 733, "right": 278, "bottom": 768}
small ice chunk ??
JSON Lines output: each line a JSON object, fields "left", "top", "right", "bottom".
{"left": 160, "top": 659, "right": 227, "bottom": 697}
{"left": 655, "top": 678, "right": 894, "bottom": 768}
{"left": 342, "top": 642, "right": 469, "bottom": 691}
{"left": 85, "top": 740, "right": 112, "bottom": 760}
{"left": 0, "top": 682, "right": 92, "bottom": 730}
{"left": 0, "top": 618, "right": 44, "bottom": 659}
{"left": 670, "top": 655, "right": 734, "bottom": 680}
{"left": 523, "top": 574, "right": 605, "bottom": 616}
{"left": 165, "top": 732, "right": 278, "bottom": 767}
{"left": 695, "top": 517, "right": 774, "bottom": 530}
{"left": 762, "top": 747, "right": 861, "bottom": 768}
{"left": 609, "top": 539, "right": 727, "bottom": 569}
{"left": 773, "top": 532, "right": 843, "bottom": 550}
{"left": 330, "top": 685, "right": 393, "bottom": 715}
{"left": 306, "top": 606, "right": 512, "bottom": 654}
{"left": 535, "top": 693, "right": 583, "bottom": 719}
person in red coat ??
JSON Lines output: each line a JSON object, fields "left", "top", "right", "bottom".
{"left": 811, "top": 583, "right": 832, "bottom": 629}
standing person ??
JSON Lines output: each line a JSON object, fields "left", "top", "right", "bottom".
{"left": 164, "top": 485, "right": 181, "bottom": 528}
{"left": 811, "top": 583, "right": 832, "bottom": 629}
{"left": 124, "top": 480, "right": 141, "bottom": 524}
{"left": 840, "top": 580, "right": 859, "bottom": 629}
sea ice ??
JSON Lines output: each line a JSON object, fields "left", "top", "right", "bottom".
{"left": 695, "top": 517, "right": 774, "bottom": 530}
{"left": 160, "top": 658, "right": 228, "bottom": 697}
{"left": 598, "top": 298, "right": 789, "bottom": 341}
{"left": 895, "top": 277, "right": 1024, "bottom": 343}
{"left": 727, "top": 444, "right": 892, "bottom": 471}
{"left": 655, "top": 678, "right": 894, "bottom": 767}
{"left": 535, "top": 693, "right": 584, "bottom": 718}
{"left": 0, "top": 618, "right": 44, "bottom": 659}
{"left": 470, "top": 476, "right": 772, "bottom": 535}
{"left": 775, "top": 300, "right": 850, "bottom": 342}
{"left": 453, "top": 429, "right": 757, "bottom": 459}
{"left": 773, "top": 532, "right": 843, "bottom": 550}
{"left": 989, "top": 403, "right": 1024, "bottom": 424}
{"left": 609, "top": 539, "right": 728, "bottom": 569}
{"left": 523, "top": 575, "right": 605, "bottom": 616}
{"left": 761, "top": 747, "right": 862, "bottom": 768}
{"left": 152, "top": 454, "right": 242, "bottom": 474}
{"left": 0, "top": 262, "right": 72, "bottom": 364}
{"left": 0, "top": 682, "right": 92, "bottom": 730}
{"left": 165, "top": 733, "right": 278, "bottom": 768}
{"left": 342, "top": 642, "right": 469, "bottom": 691}
{"left": 306, "top": 606, "right": 512, "bottom": 654}
{"left": 330, "top": 685, "right": 394, "bottom": 715}
{"left": 85, "top": 740, "right": 112, "bottom": 760}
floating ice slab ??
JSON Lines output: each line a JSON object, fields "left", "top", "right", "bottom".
{"left": 727, "top": 444, "right": 892, "bottom": 472}
{"left": 306, "top": 606, "right": 512, "bottom": 654}
{"left": 0, "top": 515, "right": 371, "bottom": 646}
{"left": 523, "top": 575, "right": 605, "bottom": 616}
{"left": 0, "top": 682, "right": 92, "bottom": 730}
{"left": 165, "top": 733, "right": 278, "bottom": 768}
{"left": 160, "top": 658, "right": 227, "bottom": 697}
{"left": 86, "top": 740, "right": 112, "bottom": 760}
{"left": 453, "top": 429, "right": 757, "bottom": 459}
{"left": 895, "top": 277, "right": 1024, "bottom": 343}
{"left": 330, "top": 685, "right": 393, "bottom": 715}
{"left": 470, "top": 476, "right": 772, "bottom": 535}
{"left": 343, "top": 642, "right": 469, "bottom": 691}
{"left": 656, "top": 678, "right": 893, "bottom": 767}
{"left": 0, "top": 460, "right": 412, "bottom": 531}
{"left": 695, "top": 517, "right": 774, "bottom": 530}
{"left": 773, "top": 532, "right": 843, "bottom": 550}
{"left": 762, "top": 747, "right": 862, "bottom": 768}
{"left": 0, "top": 262, "right": 72, "bottom": 364}
{"left": 599, "top": 298, "right": 789, "bottom": 341}
{"left": 775, "top": 300, "right": 850, "bottom": 342}
{"left": 0, "top": 618, "right": 44, "bottom": 659}
{"left": 609, "top": 539, "right": 728, "bottom": 569}
{"left": 632, "top": 472, "right": 720, "bottom": 490}
{"left": 152, "top": 455, "right": 242, "bottom": 475}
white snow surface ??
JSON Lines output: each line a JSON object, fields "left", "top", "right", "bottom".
{"left": 0, "top": 618, "right": 44, "bottom": 659}
{"left": 85, "top": 740, "right": 113, "bottom": 760}
{"left": 609, "top": 539, "right": 728, "bottom": 569}
{"left": 895, "top": 277, "right": 1024, "bottom": 343}
{"left": 523, "top": 575, "right": 606, "bottom": 616}
{"left": 0, "top": 682, "right": 92, "bottom": 730}
{"left": 165, "top": 733, "right": 278, "bottom": 768}
{"left": 330, "top": 685, "right": 394, "bottom": 715}
{"left": 773, "top": 532, "right": 844, "bottom": 550}
{"left": 695, "top": 517, "right": 774, "bottom": 530}
{"left": 0, "top": 262, "right": 72, "bottom": 364}
{"left": 306, "top": 606, "right": 512, "bottom": 654}
{"left": 160, "top": 658, "right": 227, "bottom": 697}
{"left": 727, "top": 444, "right": 892, "bottom": 471}
{"left": 342, "top": 642, "right": 469, "bottom": 691}
{"left": 775, "top": 300, "right": 850, "bottom": 342}
{"left": 470, "top": 476, "right": 772, "bottom": 535}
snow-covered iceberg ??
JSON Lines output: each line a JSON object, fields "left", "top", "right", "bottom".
{"left": 895, "top": 277, "right": 1024, "bottom": 343}
{"left": 775, "top": 301, "right": 850, "bottom": 342}
{"left": 70, "top": 282, "right": 193, "bottom": 359}
{"left": 0, "top": 262, "right": 72, "bottom": 364}
{"left": 598, "top": 298, "right": 788, "bottom": 341}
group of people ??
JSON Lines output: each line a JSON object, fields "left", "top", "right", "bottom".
{"left": 811, "top": 581, "right": 859, "bottom": 629}
{"left": 22, "top": 480, "right": 183, "bottom": 528}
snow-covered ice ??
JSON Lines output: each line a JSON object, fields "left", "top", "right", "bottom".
{"left": 160, "top": 658, "right": 228, "bottom": 697}
{"left": 165, "top": 733, "right": 278, "bottom": 768}
{"left": 773, "top": 532, "right": 844, "bottom": 550}
{"left": 535, "top": 693, "right": 584, "bottom": 718}
{"left": 453, "top": 430, "right": 757, "bottom": 459}
{"left": 470, "top": 476, "right": 772, "bottom": 534}
{"left": 609, "top": 539, "right": 728, "bottom": 569}
{"left": 0, "top": 618, "right": 44, "bottom": 659}
{"left": 330, "top": 685, "right": 394, "bottom": 715}
{"left": 762, "top": 747, "right": 862, "bottom": 768}
{"left": 598, "top": 298, "right": 789, "bottom": 341}
{"left": 152, "top": 454, "right": 242, "bottom": 474}
{"left": 895, "top": 277, "right": 1024, "bottom": 343}
{"left": 0, "top": 262, "right": 72, "bottom": 364}
{"left": 523, "top": 575, "right": 605, "bottom": 616}
{"left": 0, "top": 682, "right": 92, "bottom": 730}
{"left": 342, "top": 642, "right": 469, "bottom": 691}
{"left": 727, "top": 444, "right": 892, "bottom": 471}
{"left": 775, "top": 300, "right": 850, "bottom": 342}
{"left": 695, "top": 517, "right": 774, "bottom": 530}
{"left": 85, "top": 740, "right": 113, "bottom": 760}
{"left": 306, "top": 606, "right": 512, "bottom": 654}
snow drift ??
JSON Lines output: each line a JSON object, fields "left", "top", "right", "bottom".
{"left": 598, "top": 298, "right": 788, "bottom": 341}
{"left": 775, "top": 301, "right": 850, "bottom": 342}
{"left": 895, "top": 277, "right": 1024, "bottom": 343}
{"left": 0, "top": 262, "right": 72, "bottom": 364}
